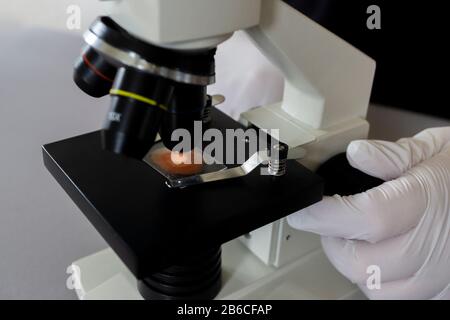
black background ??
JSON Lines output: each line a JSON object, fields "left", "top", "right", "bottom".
{"left": 284, "top": 0, "right": 449, "bottom": 119}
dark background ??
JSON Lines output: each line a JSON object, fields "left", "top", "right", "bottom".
{"left": 284, "top": 0, "right": 449, "bottom": 119}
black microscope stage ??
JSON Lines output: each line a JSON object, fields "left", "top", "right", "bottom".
{"left": 43, "top": 108, "right": 323, "bottom": 298}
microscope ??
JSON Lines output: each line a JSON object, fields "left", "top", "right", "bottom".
{"left": 43, "top": 0, "right": 377, "bottom": 300}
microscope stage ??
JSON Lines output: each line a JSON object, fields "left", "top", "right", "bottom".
{"left": 43, "top": 108, "right": 323, "bottom": 280}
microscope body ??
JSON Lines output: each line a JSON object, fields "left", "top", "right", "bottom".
{"left": 47, "top": 0, "right": 375, "bottom": 299}
{"left": 102, "top": 0, "right": 261, "bottom": 50}
{"left": 99, "top": 0, "right": 375, "bottom": 267}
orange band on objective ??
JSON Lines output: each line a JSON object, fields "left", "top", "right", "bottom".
{"left": 82, "top": 54, "right": 114, "bottom": 82}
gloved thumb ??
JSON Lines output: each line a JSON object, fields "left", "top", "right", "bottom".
{"left": 346, "top": 127, "right": 450, "bottom": 181}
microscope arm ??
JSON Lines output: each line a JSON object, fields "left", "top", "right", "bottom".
{"left": 246, "top": 0, "right": 375, "bottom": 131}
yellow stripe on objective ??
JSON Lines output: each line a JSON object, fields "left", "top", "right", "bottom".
{"left": 110, "top": 89, "right": 168, "bottom": 111}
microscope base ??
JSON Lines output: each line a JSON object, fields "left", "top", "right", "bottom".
{"left": 71, "top": 240, "right": 365, "bottom": 300}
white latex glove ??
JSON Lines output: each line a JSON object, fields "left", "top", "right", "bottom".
{"left": 288, "top": 127, "right": 450, "bottom": 300}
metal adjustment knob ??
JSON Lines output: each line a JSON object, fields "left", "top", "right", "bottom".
{"left": 268, "top": 143, "right": 289, "bottom": 176}
{"left": 203, "top": 95, "right": 225, "bottom": 125}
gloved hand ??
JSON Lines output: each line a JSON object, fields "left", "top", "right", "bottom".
{"left": 288, "top": 127, "right": 450, "bottom": 300}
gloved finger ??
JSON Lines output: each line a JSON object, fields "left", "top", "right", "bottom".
{"left": 320, "top": 233, "right": 425, "bottom": 286}
{"left": 357, "top": 272, "right": 450, "bottom": 300}
{"left": 347, "top": 127, "right": 450, "bottom": 181}
{"left": 287, "top": 173, "right": 426, "bottom": 243}
{"left": 322, "top": 235, "right": 450, "bottom": 299}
